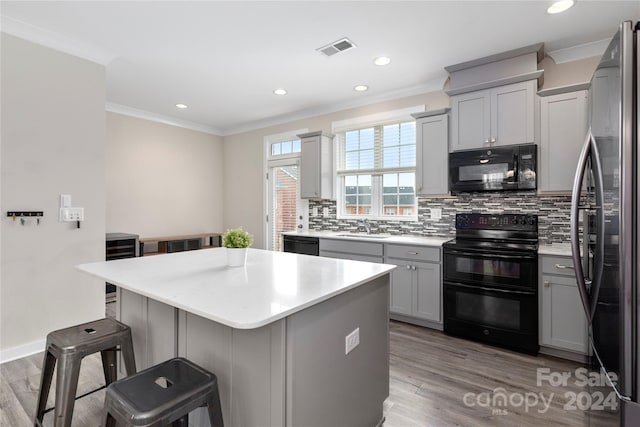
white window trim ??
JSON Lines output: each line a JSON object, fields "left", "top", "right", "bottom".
{"left": 263, "top": 128, "right": 307, "bottom": 250}
{"left": 333, "top": 112, "right": 421, "bottom": 222}
{"left": 331, "top": 105, "right": 425, "bottom": 133}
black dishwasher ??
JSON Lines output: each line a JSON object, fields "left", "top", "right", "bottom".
{"left": 283, "top": 235, "right": 319, "bottom": 256}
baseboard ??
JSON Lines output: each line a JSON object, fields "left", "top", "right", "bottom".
{"left": 0, "top": 339, "right": 45, "bottom": 364}
{"left": 390, "top": 313, "right": 443, "bottom": 331}
{"left": 539, "top": 346, "right": 588, "bottom": 363}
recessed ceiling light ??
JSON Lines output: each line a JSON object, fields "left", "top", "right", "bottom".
{"left": 354, "top": 85, "right": 369, "bottom": 92}
{"left": 273, "top": 89, "right": 287, "bottom": 96}
{"left": 547, "top": 0, "right": 575, "bottom": 14}
{"left": 373, "top": 56, "right": 391, "bottom": 66}
{"left": 175, "top": 103, "right": 188, "bottom": 109}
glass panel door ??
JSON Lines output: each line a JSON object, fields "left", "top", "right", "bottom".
{"left": 267, "top": 163, "right": 307, "bottom": 251}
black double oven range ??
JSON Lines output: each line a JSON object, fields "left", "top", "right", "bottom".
{"left": 442, "top": 213, "right": 539, "bottom": 354}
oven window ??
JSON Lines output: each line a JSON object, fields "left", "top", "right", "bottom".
{"left": 455, "top": 292, "right": 521, "bottom": 330}
{"left": 455, "top": 257, "right": 520, "bottom": 279}
{"left": 458, "top": 163, "right": 510, "bottom": 182}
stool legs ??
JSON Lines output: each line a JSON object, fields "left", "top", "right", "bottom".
{"left": 100, "top": 348, "right": 118, "bottom": 385}
{"left": 53, "top": 353, "right": 82, "bottom": 427}
{"left": 207, "top": 385, "right": 225, "bottom": 427}
{"left": 34, "top": 351, "right": 56, "bottom": 427}
{"left": 120, "top": 334, "right": 136, "bottom": 376}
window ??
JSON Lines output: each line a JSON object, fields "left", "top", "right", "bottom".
{"left": 337, "top": 121, "right": 417, "bottom": 219}
{"left": 270, "top": 139, "right": 301, "bottom": 157}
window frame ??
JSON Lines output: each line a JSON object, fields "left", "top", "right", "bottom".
{"left": 335, "top": 120, "right": 418, "bottom": 221}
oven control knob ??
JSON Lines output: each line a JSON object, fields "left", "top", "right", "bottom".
{"left": 483, "top": 329, "right": 490, "bottom": 336}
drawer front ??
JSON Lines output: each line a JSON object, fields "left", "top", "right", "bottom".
{"left": 320, "top": 251, "right": 383, "bottom": 264}
{"left": 319, "top": 239, "right": 383, "bottom": 257}
{"left": 541, "top": 255, "right": 576, "bottom": 276}
{"left": 385, "top": 244, "right": 440, "bottom": 263}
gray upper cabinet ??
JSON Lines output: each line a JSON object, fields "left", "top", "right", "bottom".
{"left": 413, "top": 110, "right": 449, "bottom": 196}
{"left": 538, "top": 88, "right": 588, "bottom": 193}
{"left": 450, "top": 80, "right": 536, "bottom": 151}
{"left": 298, "top": 131, "right": 334, "bottom": 199}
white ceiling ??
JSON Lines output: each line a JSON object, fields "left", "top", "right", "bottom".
{"left": 2, "top": 1, "right": 639, "bottom": 136}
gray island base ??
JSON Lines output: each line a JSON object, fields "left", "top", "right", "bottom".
{"left": 77, "top": 248, "right": 393, "bottom": 426}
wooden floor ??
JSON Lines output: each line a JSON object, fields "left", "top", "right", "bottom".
{"left": 1, "top": 310, "right": 613, "bottom": 426}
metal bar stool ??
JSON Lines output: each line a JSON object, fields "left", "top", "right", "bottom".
{"left": 34, "top": 317, "right": 136, "bottom": 427}
{"left": 101, "top": 357, "right": 224, "bottom": 427}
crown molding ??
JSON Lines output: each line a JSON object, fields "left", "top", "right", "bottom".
{"left": 546, "top": 38, "right": 610, "bottom": 64}
{"left": 222, "top": 75, "right": 448, "bottom": 136}
{"left": 106, "top": 103, "right": 223, "bottom": 136}
{"left": 1, "top": 14, "right": 116, "bottom": 65}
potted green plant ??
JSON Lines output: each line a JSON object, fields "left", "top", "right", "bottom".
{"left": 223, "top": 227, "right": 253, "bottom": 267}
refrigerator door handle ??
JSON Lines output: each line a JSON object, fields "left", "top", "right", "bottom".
{"left": 587, "top": 137, "right": 605, "bottom": 320}
{"left": 571, "top": 130, "right": 595, "bottom": 323}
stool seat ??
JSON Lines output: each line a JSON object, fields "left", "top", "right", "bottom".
{"left": 102, "top": 357, "right": 223, "bottom": 427}
{"left": 34, "top": 317, "right": 136, "bottom": 427}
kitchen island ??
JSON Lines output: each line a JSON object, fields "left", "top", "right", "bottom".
{"left": 76, "top": 247, "right": 394, "bottom": 427}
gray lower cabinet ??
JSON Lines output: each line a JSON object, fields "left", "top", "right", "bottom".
{"left": 385, "top": 244, "right": 441, "bottom": 326}
{"left": 539, "top": 255, "right": 588, "bottom": 357}
{"left": 319, "top": 238, "right": 384, "bottom": 263}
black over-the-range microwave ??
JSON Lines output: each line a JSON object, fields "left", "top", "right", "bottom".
{"left": 449, "top": 144, "right": 537, "bottom": 194}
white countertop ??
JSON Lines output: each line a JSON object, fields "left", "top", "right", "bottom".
{"left": 77, "top": 248, "right": 395, "bottom": 330}
{"left": 538, "top": 243, "right": 573, "bottom": 256}
{"left": 284, "top": 230, "right": 452, "bottom": 246}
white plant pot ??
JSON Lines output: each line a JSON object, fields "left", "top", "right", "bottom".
{"left": 226, "top": 247, "right": 247, "bottom": 267}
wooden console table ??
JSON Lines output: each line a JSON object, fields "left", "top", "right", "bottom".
{"left": 139, "top": 233, "right": 222, "bottom": 256}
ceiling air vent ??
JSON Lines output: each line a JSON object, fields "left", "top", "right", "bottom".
{"left": 317, "top": 37, "right": 356, "bottom": 57}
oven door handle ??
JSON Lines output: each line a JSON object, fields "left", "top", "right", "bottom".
{"left": 445, "top": 281, "right": 535, "bottom": 296}
{"left": 444, "top": 249, "right": 536, "bottom": 260}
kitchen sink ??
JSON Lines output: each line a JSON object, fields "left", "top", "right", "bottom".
{"left": 336, "top": 233, "right": 390, "bottom": 239}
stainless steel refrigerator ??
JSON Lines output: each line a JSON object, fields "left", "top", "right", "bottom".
{"left": 570, "top": 20, "right": 639, "bottom": 426}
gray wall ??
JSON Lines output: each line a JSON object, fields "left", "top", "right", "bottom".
{"left": 1, "top": 34, "right": 106, "bottom": 357}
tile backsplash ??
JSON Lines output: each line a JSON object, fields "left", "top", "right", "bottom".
{"left": 309, "top": 192, "right": 572, "bottom": 244}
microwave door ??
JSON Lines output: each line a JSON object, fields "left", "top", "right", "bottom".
{"left": 450, "top": 149, "right": 516, "bottom": 192}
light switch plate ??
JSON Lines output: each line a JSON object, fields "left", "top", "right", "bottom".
{"left": 59, "top": 207, "right": 84, "bottom": 222}
{"left": 430, "top": 208, "right": 442, "bottom": 220}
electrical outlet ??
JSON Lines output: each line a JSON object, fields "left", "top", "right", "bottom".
{"left": 345, "top": 327, "right": 360, "bottom": 355}
{"left": 59, "top": 207, "right": 84, "bottom": 222}
{"left": 430, "top": 208, "right": 442, "bottom": 220}
{"left": 323, "top": 207, "right": 329, "bottom": 217}
{"left": 312, "top": 207, "right": 318, "bottom": 217}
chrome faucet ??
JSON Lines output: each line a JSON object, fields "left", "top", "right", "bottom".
{"left": 360, "top": 219, "right": 372, "bottom": 234}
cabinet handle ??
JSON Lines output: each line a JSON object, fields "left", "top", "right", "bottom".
{"left": 544, "top": 281, "right": 550, "bottom": 288}
{"left": 407, "top": 251, "right": 419, "bottom": 255}
{"left": 490, "top": 137, "right": 496, "bottom": 144}
{"left": 555, "top": 263, "right": 574, "bottom": 270}
{"left": 412, "top": 266, "right": 417, "bottom": 271}
{"left": 484, "top": 138, "right": 489, "bottom": 145}
{"left": 406, "top": 265, "right": 411, "bottom": 270}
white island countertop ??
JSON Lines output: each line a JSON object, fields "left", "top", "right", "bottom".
{"left": 77, "top": 248, "right": 395, "bottom": 330}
